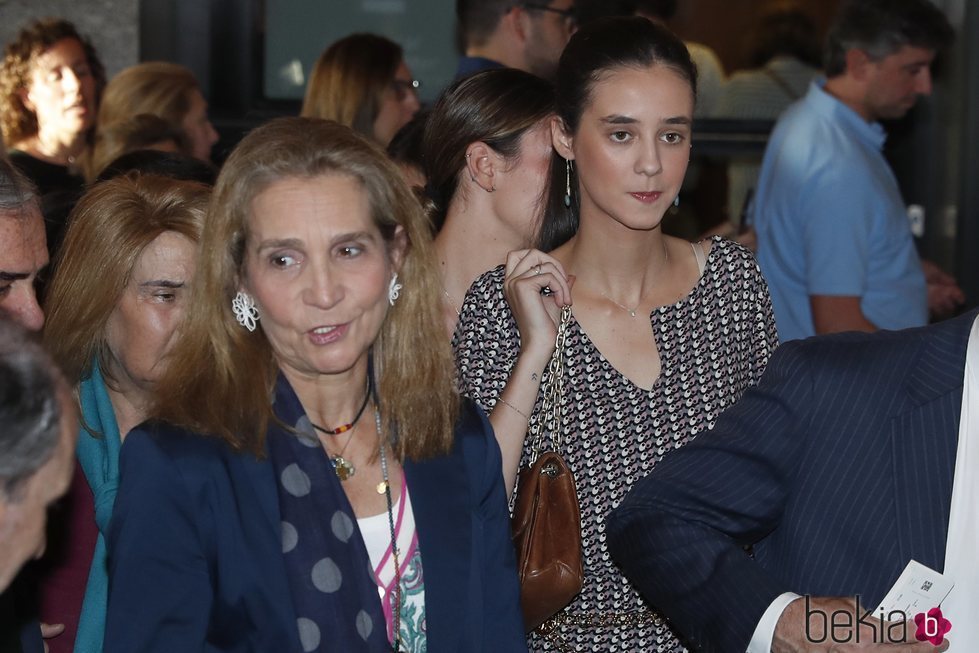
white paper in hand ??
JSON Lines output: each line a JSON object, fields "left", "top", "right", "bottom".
{"left": 874, "top": 559, "right": 953, "bottom": 617}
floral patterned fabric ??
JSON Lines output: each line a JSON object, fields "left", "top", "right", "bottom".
{"left": 359, "top": 476, "right": 427, "bottom": 652}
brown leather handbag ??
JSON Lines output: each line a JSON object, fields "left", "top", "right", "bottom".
{"left": 510, "top": 306, "right": 584, "bottom": 633}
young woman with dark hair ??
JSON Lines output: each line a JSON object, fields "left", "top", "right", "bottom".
{"left": 454, "top": 16, "right": 779, "bottom": 651}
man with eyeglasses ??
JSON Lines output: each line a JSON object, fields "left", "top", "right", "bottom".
{"left": 455, "top": 0, "right": 575, "bottom": 81}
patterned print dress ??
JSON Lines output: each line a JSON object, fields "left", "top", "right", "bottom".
{"left": 452, "top": 238, "right": 779, "bottom": 652}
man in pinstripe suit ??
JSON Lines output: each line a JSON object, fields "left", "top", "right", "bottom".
{"left": 608, "top": 310, "right": 977, "bottom": 652}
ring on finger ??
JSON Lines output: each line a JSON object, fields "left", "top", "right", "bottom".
{"left": 533, "top": 264, "right": 542, "bottom": 276}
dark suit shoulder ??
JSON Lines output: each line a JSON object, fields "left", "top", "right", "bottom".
{"left": 778, "top": 310, "right": 975, "bottom": 396}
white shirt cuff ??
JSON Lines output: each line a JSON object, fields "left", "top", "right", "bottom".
{"left": 747, "top": 592, "right": 801, "bottom": 653}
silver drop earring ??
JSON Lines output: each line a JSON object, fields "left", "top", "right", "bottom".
{"left": 564, "top": 158, "right": 573, "bottom": 208}
{"left": 232, "top": 291, "right": 259, "bottom": 331}
{"left": 388, "top": 274, "right": 403, "bottom": 306}
{"left": 673, "top": 195, "right": 680, "bottom": 208}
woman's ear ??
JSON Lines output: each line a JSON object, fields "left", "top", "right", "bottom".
{"left": 550, "top": 116, "right": 574, "bottom": 160}
{"left": 464, "top": 141, "right": 498, "bottom": 193}
{"left": 18, "top": 87, "right": 35, "bottom": 113}
{"left": 389, "top": 226, "right": 409, "bottom": 272}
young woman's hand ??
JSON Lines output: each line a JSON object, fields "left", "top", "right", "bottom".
{"left": 503, "top": 249, "right": 573, "bottom": 361}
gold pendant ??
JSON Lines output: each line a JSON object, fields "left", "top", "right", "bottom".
{"left": 376, "top": 480, "right": 388, "bottom": 495}
{"left": 332, "top": 456, "right": 355, "bottom": 481}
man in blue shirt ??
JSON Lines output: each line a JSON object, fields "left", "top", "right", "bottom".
{"left": 454, "top": 0, "right": 574, "bottom": 81}
{"left": 752, "top": 0, "right": 959, "bottom": 342}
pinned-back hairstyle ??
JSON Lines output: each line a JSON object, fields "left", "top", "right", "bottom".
{"left": 824, "top": 0, "right": 953, "bottom": 77}
{"left": 151, "top": 117, "right": 458, "bottom": 460}
{"left": 301, "top": 34, "right": 403, "bottom": 142}
{"left": 0, "top": 17, "right": 106, "bottom": 146}
{"left": 43, "top": 174, "right": 208, "bottom": 389}
{"left": 538, "top": 15, "right": 696, "bottom": 251}
{"left": 423, "top": 68, "right": 554, "bottom": 231}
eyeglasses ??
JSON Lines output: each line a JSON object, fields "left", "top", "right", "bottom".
{"left": 520, "top": 2, "right": 576, "bottom": 22}
{"left": 390, "top": 78, "right": 420, "bottom": 101}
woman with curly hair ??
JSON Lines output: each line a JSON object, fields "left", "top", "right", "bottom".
{"left": 1, "top": 18, "right": 105, "bottom": 256}
{"left": 1, "top": 18, "right": 105, "bottom": 196}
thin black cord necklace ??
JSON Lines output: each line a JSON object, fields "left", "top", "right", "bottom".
{"left": 310, "top": 384, "right": 371, "bottom": 435}
{"left": 310, "top": 380, "right": 371, "bottom": 480}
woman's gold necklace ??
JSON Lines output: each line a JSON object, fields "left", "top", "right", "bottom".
{"left": 599, "top": 243, "right": 670, "bottom": 318}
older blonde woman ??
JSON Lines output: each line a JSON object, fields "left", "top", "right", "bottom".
{"left": 90, "top": 62, "right": 218, "bottom": 173}
{"left": 41, "top": 175, "right": 207, "bottom": 653}
{"left": 103, "top": 117, "right": 525, "bottom": 652}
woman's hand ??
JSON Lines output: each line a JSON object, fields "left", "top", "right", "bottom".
{"left": 502, "top": 249, "right": 572, "bottom": 362}
{"left": 40, "top": 622, "right": 65, "bottom": 653}
{"left": 491, "top": 249, "right": 573, "bottom": 496}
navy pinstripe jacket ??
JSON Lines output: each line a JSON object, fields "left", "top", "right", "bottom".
{"left": 608, "top": 310, "right": 976, "bottom": 652}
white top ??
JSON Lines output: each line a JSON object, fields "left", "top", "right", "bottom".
{"left": 357, "top": 477, "right": 427, "bottom": 648}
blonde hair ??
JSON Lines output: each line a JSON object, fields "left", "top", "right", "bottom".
{"left": 86, "top": 62, "right": 200, "bottom": 177}
{"left": 153, "top": 117, "right": 458, "bottom": 460}
{"left": 300, "top": 34, "right": 402, "bottom": 142}
{"left": 43, "top": 174, "right": 208, "bottom": 388}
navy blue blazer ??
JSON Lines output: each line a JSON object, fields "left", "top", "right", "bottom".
{"left": 607, "top": 311, "right": 975, "bottom": 653}
{"left": 104, "top": 400, "right": 527, "bottom": 652}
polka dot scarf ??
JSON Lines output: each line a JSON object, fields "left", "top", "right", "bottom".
{"left": 267, "top": 374, "right": 392, "bottom": 652}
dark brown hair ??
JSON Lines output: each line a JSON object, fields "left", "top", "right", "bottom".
{"left": 538, "top": 16, "right": 696, "bottom": 251}
{"left": 423, "top": 68, "right": 554, "bottom": 230}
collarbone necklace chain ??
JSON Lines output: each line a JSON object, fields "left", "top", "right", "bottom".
{"left": 310, "top": 380, "right": 371, "bottom": 481}
{"left": 441, "top": 285, "right": 461, "bottom": 317}
{"left": 599, "top": 242, "right": 670, "bottom": 318}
